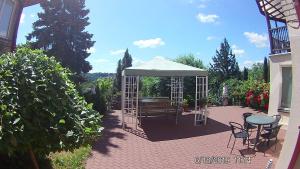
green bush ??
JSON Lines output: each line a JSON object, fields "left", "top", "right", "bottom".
{"left": 95, "top": 78, "right": 113, "bottom": 113}
{"left": 0, "top": 48, "right": 102, "bottom": 160}
{"left": 49, "top": 145, "right": 91, "bottom": 169}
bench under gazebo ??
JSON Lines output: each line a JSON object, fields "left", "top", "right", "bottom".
{"left": 121, "top": 57, "right": 208, "bottom": 129}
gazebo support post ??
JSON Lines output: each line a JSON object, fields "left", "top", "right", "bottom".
{"left": 170, "top": 77, "right": 183, "bottom": 125}
{"left": 121, "top": 75, "right": 125, "bottom": 129}
{"left": 135, "top": 76, "right": 139, "bottom": 130}
{"left": 194, "top": 76, "right": 208, "bottom": 126}
{"left": 121, "top": 75, "right": 139, "bottom": 130}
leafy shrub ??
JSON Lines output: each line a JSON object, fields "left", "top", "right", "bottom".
{"left": 0, "top": 48, "right": 102, "bottom": 161}
{"left": 49, "top": 145, "right": 91, "bottom": 169}
{"left": 95, "top": 78, "right": 113, "bottom": 113}
{"left": 221, "top": 78, "right": 269, "bottom": 111}
{"left": 80, "top": 78, "right": 113, "bottom": 114}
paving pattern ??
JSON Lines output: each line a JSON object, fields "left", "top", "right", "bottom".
{"left": 86, "top": 106, "right": 286, "bottom": 169}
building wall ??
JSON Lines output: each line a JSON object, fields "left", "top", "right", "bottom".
{"left": 0, "top": 0, "right": 22, "bottom": 53}
{"left": 268, "top": 53, "right": 291, "bottom": 128}
{"left": 275, "top": 0, "right": 300, "bottom": 169}
{"left": 268, "top": 53, "right": 292, "bottom": 117}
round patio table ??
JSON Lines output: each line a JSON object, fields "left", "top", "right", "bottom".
{"left": 246, "top": 115, "right": 276, "bottom": 150}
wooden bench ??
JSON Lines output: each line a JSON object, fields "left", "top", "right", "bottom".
{"left": 138, "top": 97, "right": 182, "bottom": 124}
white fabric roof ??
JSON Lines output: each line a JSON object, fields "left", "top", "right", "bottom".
{"left": 123, "top": 57, "right": 208, "bottom": 77}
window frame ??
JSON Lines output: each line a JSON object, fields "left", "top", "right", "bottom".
{"left": 0, "top": 0, "right": 17, "bottom": 39}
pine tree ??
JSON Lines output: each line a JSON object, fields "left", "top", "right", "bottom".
{"left": 27, "top": 0, "right": 94, "bottom": 79}
{"left": 113, "top": 49, "right": 133, "bottom": 93}
{"left": 243, "top": 67, "right": 248, "bottom": 81}
{"left": 114, "top": 59, "right": 122, "bottom": 92}
{"left": 263, "top": 57, "right": 269, "bottom": 82}
{"left": 208, "top": 38, "right": 241, "bottom": 98}
{"left": 209, "top": 38, "right": 241, "bottom": 82}
{"left": 122, "top": 49, "right": 133, "bottom": 69}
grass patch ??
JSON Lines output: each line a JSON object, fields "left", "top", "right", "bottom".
{"left": 48, "top": 145, "right": 92, "bottom": 169}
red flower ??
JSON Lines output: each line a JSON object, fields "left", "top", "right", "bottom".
{"left": 264, "top": 104, "right": 269, "bottom": 111}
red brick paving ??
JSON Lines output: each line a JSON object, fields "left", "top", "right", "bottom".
{"left": 86, "top": 106, "right": 285, "bottom": 169}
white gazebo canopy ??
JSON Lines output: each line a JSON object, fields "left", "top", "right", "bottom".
{"left": 123, "top": 57, "right": 208, "bottom": 77}
{"left": 121, "top": 57, "right": 209, "bottom": 129}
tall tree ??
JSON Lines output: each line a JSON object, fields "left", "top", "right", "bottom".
{"left": 113, "top": 49, "right": 133, "bottom": 93}
{"left": 209, "top": 38, "right": 241, "bottom": 82}
{"left": 263, "top": 57, "right": 269, "bottom": 82}
{"left": 175, "top": 54, "right": 206, "bottom": 106}
{"left": 27, "top": 0, "right": 94, "bottom": 79}
{"left": 249, "top": 63, "right": 264, "bottom": 81}
{"left": 243, "top": 67, "right": 249, "bottom": 81}
{"left": 122, "top": 49, "right": 133, "bottom": 69}
{"left": 114, "top": 59, "right": 122, "bottom": 92}
{"left": 208, "top": 38, "right": 241, "bottom": 99}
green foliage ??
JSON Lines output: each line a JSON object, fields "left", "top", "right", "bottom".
{"left": 95, "top": 78, "right": 113, "bottom": 113}
{"left": 208, "top": 38, "right": 241, "bottom": 102}
{"left": 263, "top": 57, "right": 269, "bottom": 82}
{"left": 209, "top": 38, "right": 241, "bottom": 82}
{"left": 80, "top": 78, "right": 113, "bottom": 114}
{"left": 114, "top": 60, "right": 123, "bottom": 92}
{"left": 175, "top": 54, "right": 205, "bottom": 68}
{"left": 83, "top": 72, "right": 115, "bottom": 81}
{"left": 175, "top": 54, "right": 206, "bottom": 106}
{"left": 221, "top": 78, "right": 269, "bottom": 110}
{"left": 49, "top": 145, "right": 91, "bottom": 169}
{"left": 113, "top": 49, "right": 133, "bottom": 93}
{"left": 27, "top": 0, "right": 94, "bottom": 77}
{"left": 158, "top": 77, "right": 171, "bottom": 97}
{"left": 122, "top": 49, "right": 133, "bottom": 69}
{"left": 141, "top": 77, "right": 160, "bottom": 97}
{"left": 243, "top": 67, "right": 248, "bottom": 81}
{"left": 0, "top": 48, "right": 102, "bottom": 157}
{"left": 248, "top": 63, "right": 264, "bottom": 81}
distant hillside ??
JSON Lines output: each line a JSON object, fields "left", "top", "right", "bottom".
{"left": 84, "top": 72, "right": 115, "bottom": 81}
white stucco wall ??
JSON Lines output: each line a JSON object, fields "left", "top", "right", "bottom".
{"left": 268, "top": 53, "right": 292, "bottom": 117}
{"left": 275, "top": 0, "right": 300, "bottom": 169}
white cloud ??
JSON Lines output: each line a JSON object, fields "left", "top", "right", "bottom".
{"left": 110, "top": 49, "right": 125, "bottom": 56}
{"left": 133, "top": 38, "right": 165, "bottom": 48}
{"left": 20, "top": 13, "right": 25, "bottom": 24}
{"left": 206, "top": 36, "right": 216, "bottom": 41}
{"left": 242, "top": 60, "right": 263, "bottom": 68}
{"left": 87, "top": 47, "right": 96, "bottom": 54}
{"left": 196, "top": 13, "right": 219, "bottom": 23}
{"left": 244, "top": 32, "right": 268, "bottom": 48}
{"left": 132, "top": 57, "right": 145, "bottom": 66}
{"left": 232, "top": 45, "right": 245, "bottom": 56}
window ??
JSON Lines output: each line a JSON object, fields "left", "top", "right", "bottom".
{"left": 0, "top": 0, "right": 15, "bottom": 38}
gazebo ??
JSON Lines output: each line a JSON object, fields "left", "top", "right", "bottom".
{"left": 121, "top": 57, "right": 208, "bottom": 129}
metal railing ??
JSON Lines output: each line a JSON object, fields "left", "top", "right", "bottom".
{"left": 269, "top": 26, "right": 291, "bottom": 54}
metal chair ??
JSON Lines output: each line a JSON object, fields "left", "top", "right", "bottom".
{"left": 261, "top": 125, "right": 282, "bottom": 149}
{"left": 263, "top": 115, "right": 281, "bottom": 133}
{"left": 227, "top": 122, "right": 250, "bottom": 154}
{"left": 243, "top": 112, "right": 257, "bottom": 132}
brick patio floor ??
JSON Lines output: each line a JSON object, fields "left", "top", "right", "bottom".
{"left": 86, "top": 106, "right": 286, "bottom": 169}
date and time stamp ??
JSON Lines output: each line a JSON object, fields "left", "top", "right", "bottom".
{"left": 194, "top": 155, "right": 252, "bottom": 165}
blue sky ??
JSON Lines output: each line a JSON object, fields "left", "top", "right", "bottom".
{"left": 17, "top": 0, "right": 270, "bottom": 73}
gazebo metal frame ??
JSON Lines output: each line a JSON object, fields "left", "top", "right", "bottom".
{"left": 121, "top": 57, "right": 208, "bottom": 129}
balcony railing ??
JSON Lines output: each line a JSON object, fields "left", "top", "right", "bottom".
{"left": 269, "top": 26, "right": 291, "bottom": 54}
